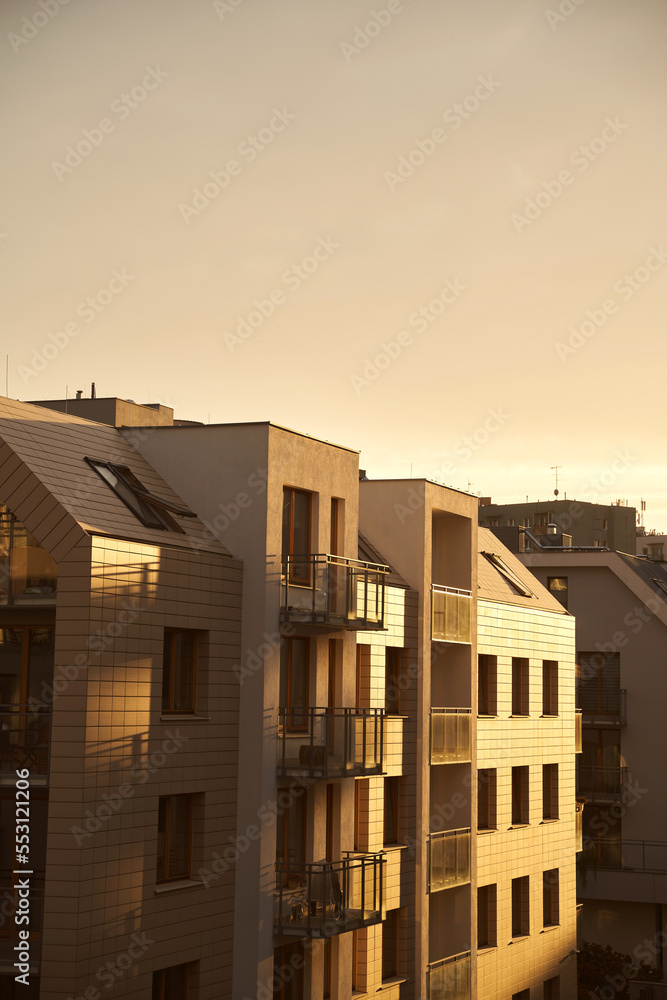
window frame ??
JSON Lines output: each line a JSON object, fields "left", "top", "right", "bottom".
{"left": 478, "top": 654, "right": 497, "bottom": 716}
{"left": 543, "top": 868, "right": 560, "bottom": 927}
{"left": 511, "top": 658, "right": 529, "bottom": 717}
{"left": 280, "top": 637, "right": 310, "bottom": 732}
{"left": 511, "top": 766, "right": 529, "bottom": 826}
{"left": 477, "top": 768, "right": 497, "bottom": 831}
{"left": 156, "top": 794, "right": 193, "bottom": 883}
{"left": 85, "top": 457, "right": 194, "bottom": 532}
{"left": 162, "top": 629, "right": 198, "bottom": 714}
{"left": 384, "top": 776, "right": 401, "bottom": 846}
{"left": 511, "top": 875, "right": 530, "bottom": 938}
{"left": 282, "top": 487, "right": 312, "bottom": 586}
{"left": 542, "top": 660, "right": 558, "bottom": 716}
{"left": 477, "top": 883, "right": 497, "bottom": 948}
{"left": 547, "top": 576, "right": 568, "bottom": 609}
{"left": 382, "top": 908, "right": 399, "bottom": 981}
{"left": 542, "top": 763, "right": 559, "bottom": 821}
{"left": 152, "top": 963, "right": 190, "bottom": 1000}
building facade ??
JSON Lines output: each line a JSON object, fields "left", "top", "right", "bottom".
{"left": 479, "top": 499, "right": 636, "bottom": 554}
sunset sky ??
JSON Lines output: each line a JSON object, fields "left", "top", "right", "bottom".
{"left": 4, "top": 0, "right": 666, "bottom": 530}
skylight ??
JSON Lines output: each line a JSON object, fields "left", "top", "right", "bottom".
{"left": 85, "top": 458, "right": 195, "bottom": 532}
{"left": 481, "top": 551, "right": 535, "bottom": 598}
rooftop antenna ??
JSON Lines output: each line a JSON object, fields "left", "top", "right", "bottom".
{"left": 551, "top": 465, "right": 562, "bottom": 497}
{"left": 65, "top": 385, "right": 68, "bottom": 414}
{"left": 5, "top": 355, "right": 7, "bottom": 398}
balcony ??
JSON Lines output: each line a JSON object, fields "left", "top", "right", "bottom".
{"left": 575, "top": 799, "right": 584, "bottom": 853}
{"left": 281, "top": 554, "right": 387, "bottom": 631}
{"left": 579, "top": 688, "right": 627, "bottom": 726}
{"left": 274, "top": 853, "right": 384, "bottom": 938}
{"left": 0, "top": 706, "right": 50, "bottom": 785}
{"left": 431, "top": 586, "right": 472, "bottom": 644}
{"left": 430, "top": 709, "right": 471, "bottom": 764}
{"left": 575, "top": 710, "right": 582, "bottom": 753}
{"left": 593, "top": 839, "right": 667, "bottom": 874}
{"left": 428, "top": 952, "right": 471, "bottom": 1000}
{"left": 277, "top": 707, "right": 384, "bottom": 779}
{"left": 428, "top": 829, "right": 471, "bottom": 892}
{"left": 577, "top": 764, "right": 627, "bottom": 801}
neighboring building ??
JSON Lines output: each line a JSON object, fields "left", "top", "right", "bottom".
{"left": 479, "top": 499, "right": 636, "bottom": 553}
{"left": 636, "top": 531, "right": 667, "bottom": 564}
{"left": 1, "top": 395, "right": 581, "bottom": 999}
{"left": 519, "top": 547, "right": 667, "bottom": 974}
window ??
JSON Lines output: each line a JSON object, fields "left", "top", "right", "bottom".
{"left": 162, "top": 629, "right": 198, "bottom": 713}
{"left": 152, "top": 963, "right": 190, "bottom": 1000}
{"left": 323, "top": 938, "right": 332, "bottom": 999}
{"left": 282, "top": 487, "right": 312, "bottom": 584}
{"left": 535, "top": 513, "right": 548, "bottom": 527}
{"left": 477, "top": 769, "right": 496, "bottom": 830}
{"left": 542, "top": 764, "right": 559, "bottom": 821}
{"left": 274, "top": 942, "right": 304, "bottom": 1000}
{"left": 385, "top": 647, "right": 402, "bottom": 714}
{"left": 512, "top": 658, "right": 529, "bottom": 716}
{"left": 477, "top": 884, "right": 497, "bottom": 948}
{"left": 547, "top": 577, "right": 568, "bottom": 610}
{"left": 507, "top": 518, "right": 516, "bottom": 526}
{"left": 511, "top": 875, "right": 529, "bottom": 937}
{"left": 544, "top": 976, "right": 560, "bottom": 1000}
{"left": 157, "top": 795, "right": 192, "bottom": 882}
{"left": 543, "top": 869, "right": 559, "bottom": 926}
{"left": 0, "top": 506, "right": 57, "bottom": 605}
{"left": 0, "top": 626, "right": 55, "bottom": 710}
{"left": 85, "top": 458, "right": 194, "bottom": 532}
{"left": 481, "top": 552, "right": 534, "bottom": 597}
{"left": 276, "top": 792, "right": 306, "bottom": 872}
{"left": 486, "top": 516, "right": 501, "bottom": 527}
{"left": 384, "top": 777, "right": 400, "bottom": 845}
{"left": 478, "top": 654, "right": 497, "bottom": 715}
{"left": 382, "top": 909, "right": 399, "bottom": 980}
{"left": 511, "top": 766, "right": 529, "bottom": 826}
{"left": 578, "top": 652, "right": 620, "bottom": 717}
{"left": 280, "top": 637, "right": 310, "bottom": 730}
{"left": 542, "top": 661, "right": 558, "bottom": 716}
{"left": 512, "top": 991, "right": 530, "bottom": 1000}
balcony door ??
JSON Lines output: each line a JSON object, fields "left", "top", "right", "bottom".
{"left": 0, "top": 626, "right": 55, "bottom": 707}
{"left": 283, "top": 488, "right": 312, "bottom": 585}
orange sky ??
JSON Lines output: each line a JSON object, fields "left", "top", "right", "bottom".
{"left": 3, "top": 0, "right": 666, "bottom": 530}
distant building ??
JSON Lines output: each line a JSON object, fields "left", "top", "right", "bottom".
{"left": 636, "top": 532, "right": 667, "bottom": 564}
{"left": 478, "top": 498, "right": 636, "bottom": 553}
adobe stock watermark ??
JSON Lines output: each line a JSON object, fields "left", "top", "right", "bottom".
{"left": 213, "top": 0, "right": 245, "bottom": 19}
{"left": 222, "top": 237, "right": 339, "bottom": 352}
{"left": 350, "top": 278, "right": 467, "bottom": 393}
{"left": 511, "top": 117, "right": 628, "bottom": 232}
{"left": 179, "top": 107, "right": 296, "bottom": 223}
{"left": 18, "top": 269, "right": 135, "bottom": 384}
{"left": 555, "top": 247, "right": 667, "bottom": 361}
{"left": 51, "top": 67, "right": 169, "bottom": 181}
{"left": 340, "top": 0, "right": 414, "bottom": 63}
{"left": 588, "top": 931, "right": 667, "bottom": 1000}
{"left": 546, "top": 0, "right": 587, "bottom": 32}
{"left": 385, "top": 75, "right": 501, "bottom": 191}
{"left": 65, "top": 933, "right": 153, "bottom": 999}
{"left": 8, "top": 0, "right": 71, "bottom": 54}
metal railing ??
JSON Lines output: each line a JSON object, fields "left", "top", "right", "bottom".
{"left": 428, "top": 952, "right": 471, "bottom": 1000}
{"left": 281, "top": 554, "right": 387, "bottom": 630}
{"left": 0, "top": 707, "right": 51, "bottom": 778}
{"left": 579, "top": 689, "right": 627, "bottom": 726}
{"left": 429, "top": 829, "right": 471, "bottom": 891}
{"left": 591, "top": 839, "right": 667, "bottom": 874}
{"left": 575, "top": 710, "right": 582, "bottom": 753}
{"left": 577, "top": 764, "right": 627, "bottom": 798}
{"left": 431, "top": 586, "right": 472, "bottom": 643}
{"left": 277, "top": 707, "right": 385, "bottom": 778}
{"left": 274, "top": 853, "right": 384, "bottom": 938}
{"left": 430, "top": 709, "right": 471, "bottom": 764}
{"left": 575, "top": 800, "right": 584, "bottom": 853}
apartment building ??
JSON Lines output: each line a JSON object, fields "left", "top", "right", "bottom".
{"left": 0, "top": 397, "right": 243, "bottom": 999}
{"left": 520, "top": 547, "right": 667, "bottom": 973}
{"left": 479, "top": 498, "right": 636, "bottom": 553}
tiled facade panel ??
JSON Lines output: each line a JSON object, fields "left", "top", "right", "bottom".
{"left": 40, "top": 536, "right": 242, "bottom": 1000}
{"left": 476, "top": 601, "right": 577, "bottom": 1000}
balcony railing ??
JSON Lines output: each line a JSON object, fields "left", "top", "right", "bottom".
{"left": 579, "top": 689, "right": 627, "bottom": 726}
{"left": 0, "top": 707, "right": 50, "bottom": 781}
{"left": 577, "top": 764, "right": 627, "bottom": 799}
{"left": 431, "top": 586, "right": 472, "bottom": 644}
{"left": 281, "top": 554, "right": 387, "bottom": 630}
{"left": 428, "top": 952, "right": 471, "bottom": 1000}
{"left": 575, "top": 710, "right": 582, "bottom": 753}
{"left": 575, "top": 800, "right": 584, "bottom": 853}
{"left": 277, "top": 707, "right": 384, "bottom": 779}
{"left": 429, "top": 829, "right": 471, "bottom": 891}
{"left": 591, "top": 839, "right": 667, "bottom": 874}
{"left": 275, "top": 853, "right": 384, "bottom": 938}
{"left": 430, "top": 709, "right": 471, "bottom": 764}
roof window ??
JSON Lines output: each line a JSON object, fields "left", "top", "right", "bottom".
{"left": 85, "top": 458, "right": 195, "bottom": 532}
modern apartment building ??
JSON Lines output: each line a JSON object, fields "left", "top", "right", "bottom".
{"left": 0, "top": 394, "right": 581, "bottom": 999}
{"left": 520, "top": 547, "right": 667, "bottom": 974}
{"left": 479, "top": 499, "right": 636, "bottom": 553}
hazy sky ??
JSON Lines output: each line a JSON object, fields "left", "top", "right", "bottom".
{"left": 4, "top": 0, "right": 666, "bottom": 530}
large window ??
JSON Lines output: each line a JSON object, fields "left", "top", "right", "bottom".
{"left": 0, "top": 507, "right": 57, "bottom": 605}
{"left": 547, "top": 576, "right": 568, "bottom": 609}
{"left": 511, "top": 875, "right": 530, "bottom": 937}
{"left": 162, "top": 630, "right": 198, "bottom": 713}
{"left": 578, "top": 651, "right": 620, "bottom": 717}
{"left": 282, "top": 487, "right": 312, "bottom": 585}
{"left": 157, "top": 795, "right": 192, "bottom": 883}
{"left": 152, "top": 963, "right": 190, "bottom": 1000}
{"left": 280, "top": 638, "right": 310, "bottom": 731}
{"left": 0, "top": 626, "right": 55, "bottom": 708}
{"left": 85, "top": 458, "right": 194, "bottom": 532}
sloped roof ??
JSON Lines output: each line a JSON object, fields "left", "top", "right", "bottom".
{"left": 0, "top": 397, "right": 230, "bottom": 559}
{"left": 477, "top": 526, "right": 569, "bottom": 613}
{"left": 358, "top": 531, "right": 408, "bottom": 589}
{"left": 616, "top": 551, "right": 667, "bottom": 604}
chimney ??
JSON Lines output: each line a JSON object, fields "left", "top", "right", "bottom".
{"left": 547, "top": 523, "right": 558, "bottom": 535}
{"left": 91, "top": 382, "right": 96, "bottom": 399}
{"left": 76, "top": 390, "right": 83, "bottom": 400}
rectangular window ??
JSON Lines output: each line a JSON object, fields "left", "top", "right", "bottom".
{"left": 282, "top": 487, "right": 312, "bottom": 585}
{"left": 276, "top": 792, "right": 306, "bottom": 875}
{"left": 547, "top": 576, "right": 568, "bottom": 609}
{"left": 274, "top": 943, "right": 304, "bottom": 1000}
{"left": 157, "top": 795, "right": 192, "bottom": 883}
{"left": 578, "top": 651, "right": 621, "bottom": 717}
{"left": 477, "top": 884, "right": 497, "bottom": 948}
{"left": 544, "top": 976, "right": 560, "bottom": 1000}
{"left": 382, "top": 908, "right": 399, "bottom": 980}
{"left": 512, "top": 991, "right": 530, "bottom": 1000}
{"left": 542, "top": 764, "right": 559, "bottom": 821}
{"left": 385, "top": 647, "right": 402, "bottom": 715}
{"left": 162, "top": 629, "right": 198, "bottom": 713}
{"left": 542, "top": 660, "right": 558, "bottom": 716}
{"left": 511, "top": 766, "right": 529, "bottom": 826}
{"left": 384, "top": 777, "right": 400, "bottom": 845}
{"left": 478, "top": 654, "right": 497, "bottom": 716}
{"left": 86, "top": 457, "right": 193, "bottom": 532}
{"left": 477, "top": 769, "right": 496, "bottom": 830}
{"left": 152, "top": 963, "right": 190, "bottom": 1000}
{"left": 280, "top": 637, "right": 310, "bottom": 731}
{"left": 543, "top": 869, "right": 559, "bottom": 927}
{"left": 512, "top": 657, "right": 529, "bottom": 716}
{"left": 511, "top": 875, "right": 530, "bottom": 937}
